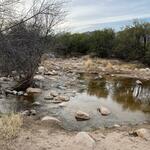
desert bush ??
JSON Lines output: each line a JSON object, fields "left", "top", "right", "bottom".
{"left": 0, "top": 114, "right": 23, "bottom": 140}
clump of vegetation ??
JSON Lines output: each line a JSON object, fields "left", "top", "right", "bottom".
{"left": 0, "top": 114, "right": 23, "bottom": 140}
{"left": 54, "top": 21, "right": 150, "bottom": 66}
{"left": 0, "top": 0, "right": 66, "bottom": 91}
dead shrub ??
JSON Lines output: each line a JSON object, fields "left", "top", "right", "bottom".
{"left": 0, "top": 114, "right": 23, "bottom": 140}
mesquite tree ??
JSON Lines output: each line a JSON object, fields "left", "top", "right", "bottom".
{"left": 0, "top": 0, "right": 66, "bottom": 91}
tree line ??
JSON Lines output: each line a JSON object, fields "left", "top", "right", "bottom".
{"left": 54, "top": 21, "right": 150, "bottom": 66}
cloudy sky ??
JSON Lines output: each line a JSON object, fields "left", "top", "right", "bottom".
{"left": 61, "top": 0, "right": 150, "bottom": 32}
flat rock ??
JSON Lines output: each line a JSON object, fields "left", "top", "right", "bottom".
{"left": 41, "top": 116, "right": 61, "bottom": 124}
{"left": 44, "top": 95, "right": 54, "bottom": 100}
{"left": 26, "top": 88, "right": 42, "bottom": 94}
{"left": 33, "top": 75, "right": 45, "bottom": 81}
{"left": 32, "top": 102, "right": 41, "bottom": 106}
{"left": 50, "top": 91, "right": 59, "bottom": 97}
{"left": 69, "top": 132, "right": 95, "bottom": 150}
{"left": 57, "top": 95, "right": 70, "bottom": 102}
{"left": 38, "top": 66, "right": 45, "bottom": 74}
{"left": 75, "top": 111, "right": 90, "bottom": 121}
{"left": 59, "top": 102, "right": 68, "bottom": 107}
{"left": 98, "top": 106, "right": 111, "bottom": 116}
{"left": 0, "top": 77, "right": 11, "bottom": 81}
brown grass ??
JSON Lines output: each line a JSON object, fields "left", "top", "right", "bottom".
{"left": 0, "top": 114, "right": 23, "bottom": 140}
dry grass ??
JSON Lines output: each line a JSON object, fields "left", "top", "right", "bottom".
{"left": 84, "top": 58, "right": 96, "bottom": 70}
{"left": 0, "top": 114, "right": 23, "bottom": 140}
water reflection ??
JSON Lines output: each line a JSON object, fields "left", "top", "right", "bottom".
{"left": 86, "top": 76, "right": 150, "bottom": 113}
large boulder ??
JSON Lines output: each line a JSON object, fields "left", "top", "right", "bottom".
{"left": 75, "top": 111, "right": 90, "bottom": 121}
{"left": 26, "top": 88, "right": 42, "bottom": 94}
{"left": 69, "top": 132, "right": 95, "bottom": 150}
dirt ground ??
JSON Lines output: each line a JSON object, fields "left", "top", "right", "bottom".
{"left": 0, "top": 118, "right": 150, "bottom": 150}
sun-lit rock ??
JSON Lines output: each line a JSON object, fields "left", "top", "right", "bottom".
{"left": 26, "top": 88, "right": 42, "bottom": 94}
{"left": 75, "top": 111, "right": 90, "bottom": 121}
{"left": 41, "top": 116, "right": 61, "bottom": 124}
{"left": 98, "top": 106, "right": 111, "bottom": 116}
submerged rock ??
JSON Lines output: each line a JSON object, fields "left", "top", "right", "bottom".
{"left": 98, "top": 106, "right": 111, "bottom": 116}
{"left": 70, "top": 132, "right": 95, "bottom": 150}
{"left": 26, "top": 88, "right": 42, "bottom": 94}
{"left": 75, "top": 111, "right": 90, "bottom": 121}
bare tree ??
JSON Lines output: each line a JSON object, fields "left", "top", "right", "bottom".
{"left": 0, "top": 0, "right": 66, "bottom": 91}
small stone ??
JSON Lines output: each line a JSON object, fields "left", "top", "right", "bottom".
{"left": 32, "top": 102, "right": 41, "bottom": 106}
{"left": 30, "top": 109, "right": 37, "bottom": 115}
{"left": 58, "top": 95, "right": 70, "bottom": 102}
{"left": 24, "top": 93, "right": 28, "bottom": 96}
{"left": 21, "top": 110, "right": 30, "bottom": 116}
{"left": 59, "top": 102, "right": 68, "bottom": 107}
{"left": 26, "top": 88, "right": 42, "bottom": 94}
{"left": 136, "top": 80, "right": 142, "bottom": 85}
{"left": 98, "top": 106, "right": 111, "bottom": 116}
{"left": 12, "top": 90, "right": 18, "bottom": 95}
{"left": 41, "top": 116, "right": 61, "bottom": 124}
{"left": 50, "top": 91, "right": 58, "bottom": 97}
{"left": 113, "top": 124, "right": 120, "bottom": 128}
{"left": 44, "top": 95, "right": 53, "bottom": 100}
{"left": 18, "top": 91, "right": 24, "bottom": 96}
{"left": 38, "top": 66, "right": 45, "bottom": 74}
{"left": 33, "top": 75, "right": 45, "bottom": 81}
{"left": 0, "top": 77, "right": 11, "bottom": 81}
{"left": 75, "top": 111, "right": 90, "bottom": 121}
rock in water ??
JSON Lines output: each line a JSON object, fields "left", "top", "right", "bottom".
{"left": 75, "top": 111, "right": 90, "bottom": 121}
{"left": 69, "top": 132, "right": 95, "bottom": 150}
{"left": 98, "top": 106, "right": 111, "bottom": 116}
{"left": 26, "top": 88, "right": 42, "bottom": 94}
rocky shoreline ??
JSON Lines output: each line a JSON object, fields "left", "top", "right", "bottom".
{"left": 0, "top": 57, "right": 150, "bottom": 150}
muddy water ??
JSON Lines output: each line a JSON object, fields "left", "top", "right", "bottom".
{"left": 0, "top": 74, "right": 150, "bottom": 131}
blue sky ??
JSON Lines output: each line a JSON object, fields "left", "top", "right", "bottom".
{"left": 61, "top": 0, "right": 150, "bottom": 32}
